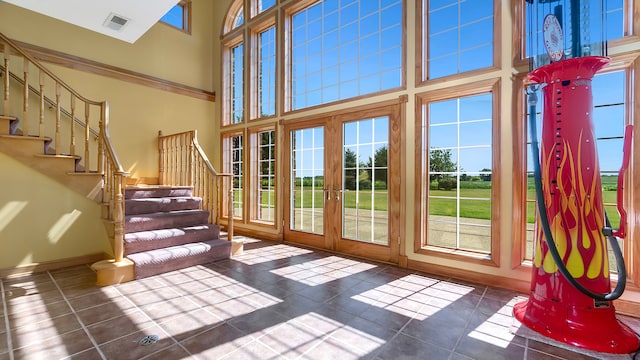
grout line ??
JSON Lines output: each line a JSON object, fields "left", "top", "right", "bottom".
{"left": 110, "top": 283, "right": 196, "bottom": 359}
{"left": 449, "top": 285, "right": 488, "bottom": 355}
{"left": 0, "top": 279, "right": 15, "bottom": 360}
{"left": 47, "top": 271, "right": 107, "bottom": 360}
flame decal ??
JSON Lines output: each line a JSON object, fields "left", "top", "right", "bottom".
{"left": 535, "top": 130, "right": 608, "bottom": 279}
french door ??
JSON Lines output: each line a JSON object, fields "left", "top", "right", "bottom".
{"left": 283, "top": 105, "right": 400, "bottom": 263}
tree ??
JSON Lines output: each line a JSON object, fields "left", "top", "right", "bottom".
{"left": 479, "top": 168, "right": 492, "bottom": 181}
{"left": 429, "top": 149, "right": 457, "bottom": 190}
{"left": 365, "top": 146, "right": 388, "bottom": 190}
{"left": 344, "top": 148, "right": 358, "bottom": 190}
{"left": 429, "top": 149, "right": 457, "bottom": 181}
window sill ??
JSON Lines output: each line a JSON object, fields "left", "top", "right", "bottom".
{"left": 416, "top": 246, "right": 499, "bottom": 267}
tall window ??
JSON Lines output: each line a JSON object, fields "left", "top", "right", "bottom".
{"left": 258, "top": 27, "right": 276, "bottom": 118}
{"left": 416, "top": 80, "right": 500, "bottom": 262}
{"left": 231, "top": 42, "right": 245, "bottom": 124}
{"left": 224, "top": 134, "right": 244, "bottom": 219}
{"left": 425, "top": 0, "right": 495, "bottom": 79}
{"left": 256, "top": 130, "right": 276, "bottom": 223}
{"left": 523, "top": 71, "right": 628, "bottom": 273}
{"left": 160, "top": 0, "right": 191, "bottom": 33}
{"left": 289, "top": 0, "right": 403, "bottom": 110}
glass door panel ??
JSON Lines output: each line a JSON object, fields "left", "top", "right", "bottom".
{"left": 283, "top": 107, "right": 399, "bottom": 264}
{"left": 342, "top": 117, "right": 389, "bottom": 245}
{"left": 291, "top": 127, "right": 324, "bottom": 235}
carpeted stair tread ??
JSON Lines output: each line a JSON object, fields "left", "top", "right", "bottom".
{"left": 124, "top": 224, "right": 221, "bottom": 255}
{"left": 125, "top": 196, "right": 202, "bottom": 215}
{"left": 127, "top": 239, "right": 231, "bottom": 279}
{"left": 122, "top": 185, "right": 230, "bottom": 280}
{"left": 125, "top": 209, "right": 210, "bottom": 233}
{"left": 125, "top": 187, "right": 193, "bottom": 199}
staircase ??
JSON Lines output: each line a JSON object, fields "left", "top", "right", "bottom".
{"left": 0, "top": 32, "right": 234, "bottom": 284}
{"left": 123, "top": 185, "right": 231, "bottom": 279}
{"left": 0, "top": 115, "right": 103, "bottom": 200}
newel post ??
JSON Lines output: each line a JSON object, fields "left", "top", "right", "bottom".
{"left": 113, "top": 172, "right": 126, "bottom": 262}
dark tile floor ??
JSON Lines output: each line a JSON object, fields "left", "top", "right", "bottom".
{"left": 0, "top": 238, "right": 631, "bottom": 359}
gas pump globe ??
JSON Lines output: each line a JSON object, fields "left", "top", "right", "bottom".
{"left": 513, "top": 0, "right": 640, "bottom": 355}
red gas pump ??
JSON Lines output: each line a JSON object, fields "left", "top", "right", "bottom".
{"left": 513, "top": 2, "right": 639, "bottom": 354}
{"left": 513, "top": 55, "right": 639, "bottom": 354}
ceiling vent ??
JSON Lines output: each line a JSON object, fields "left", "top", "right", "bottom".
{"left": 103, "top": 13, "right": 129, "bottom": 31}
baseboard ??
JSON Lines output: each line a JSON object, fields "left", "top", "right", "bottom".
{"left": 614, "top": 298, "right": 640, "bottom": 318}
{"left": 0, "top": 253, "right": 107, "bottom": 279}
{"left": 406, "top": 259, "right": 531, "bottom": 294}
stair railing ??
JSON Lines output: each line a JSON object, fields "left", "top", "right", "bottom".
{"left": 0, "top": 33, "right": 128, "bottom": 262}
{"left": 158, "top": 130, "right": 234, "bottom": 241}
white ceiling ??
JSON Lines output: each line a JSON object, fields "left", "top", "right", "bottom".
{"left": 4, "top": 0, "right": 180, "bottom": 43}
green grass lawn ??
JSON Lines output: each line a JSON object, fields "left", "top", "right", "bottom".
{"left": 293, "top": 189, "right": 388, "bottom": 211}
{"left": 286, "top": 177, "right": 621, "bottom": 227}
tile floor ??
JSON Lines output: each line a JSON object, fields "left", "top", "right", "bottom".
{"left": 0, "top": 239, "right": 630, "bottom": 359}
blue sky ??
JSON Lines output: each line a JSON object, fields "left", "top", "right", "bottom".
{"left": 216, "top": 0, "right": 628, "bottom": 179}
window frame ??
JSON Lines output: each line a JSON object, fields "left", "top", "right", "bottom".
{"left": 414, "top": 78, "right": 501, "bottom": 266}
{"left": 415, "top": 0, "right": 502, "bottom": 86}
{"left": 510, "top": 53, "right": 640, "bottom": 286}
{"left": 159, "top": 0, "right": 191, "bottom": 34}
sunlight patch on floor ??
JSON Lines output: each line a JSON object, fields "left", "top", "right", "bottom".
{"left": 234, "top": 244, "right": 313, "bottom": 265}
{"left": 270, "top": 256, "right": 377, "bottom": 286}
{"left": 468, "top": 296, "right": 525, "bottom": 349}
{"left": 352, "top": 275, "right": 474, "bottom": 320}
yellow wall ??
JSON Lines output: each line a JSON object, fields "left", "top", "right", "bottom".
{"left": 0, "top": 0, "right": 219, "bottom": 269}
{"left": 0, "top": 153, "right": 112, "bottom": 268}
{"left": 0, "top": 0, "right": 219, "bottom": 176}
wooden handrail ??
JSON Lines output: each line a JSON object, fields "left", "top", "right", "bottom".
{"left": 0, "top": 31, "right": 127, "bottom": 264}
{"left": 0, "top": 63, "right": 99, "bottom": 138}
{"left": 0, "top": 33, "right": 100, "bottom": 106}
{"left": 158, "top": 130, "right": 233, "bottom": 241}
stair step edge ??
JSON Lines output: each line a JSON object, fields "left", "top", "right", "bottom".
{"left": 124, "top": 209, "right": 209, "bottom": 218}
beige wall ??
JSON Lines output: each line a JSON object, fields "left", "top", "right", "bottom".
{"left": 0, "top": 153, "right": 112, "bottom": 269}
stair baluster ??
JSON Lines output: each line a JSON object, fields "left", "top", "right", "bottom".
{"left": 55, "top": 83, "right": 61, "bottom": 155}
{"left": 2, "top": 48, "right": 8, "bottom": 117}
{"left": 39, "top": 70, "right": 44, "bottom": 137}
{"left": 70, "top": 95, "right": 76, "bottom": 156}
{"left": 22, "top": 58, "right": 28, "bottom": 136}
{"left": 84, "top": 102, "right": 90, "bottom": 171}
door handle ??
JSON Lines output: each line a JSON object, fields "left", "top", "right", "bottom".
{"left": 334, "top": 188, "right": 342, "bottom": 201}
{"left": 324, "top": 188, "right": 331, "bottom": 201}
